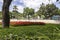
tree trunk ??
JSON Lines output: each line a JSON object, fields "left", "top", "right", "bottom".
{"left": 2, "top": 0, "right": 12, "bottom": 28}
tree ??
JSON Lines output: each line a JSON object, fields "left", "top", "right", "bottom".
{"left": 12, "top": 5, "right": 18, "bottom": 19}
{"left": 23, "top": 7, "right": 34, "bottom": 19}
{"left": 37, "top": 3, "right": 45, "bottom": 18}
{"left": 45, "top": 4, "right": 59, "bottom": 19}
{"left": 28, "top": 8, "right": 35, "bottom": 19}
{"left": 37, "top": 3, "right": 59, "bottom": 19}
{"left": 2, "top": 0, "right": 12, "bottom": 28}
{"left": 13, "top": 5, "right": 18, "bottom": 12}
{"left": 23, "top": 7, "right": 30, "bottom": 19}
{"left": 9, "top": 12, "right": 13, "bottom": 19}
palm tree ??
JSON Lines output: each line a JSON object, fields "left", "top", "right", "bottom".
{"left": 2, "top": 0, "right": 12, "bottom": 28}
{"left": 13, "top": 5, "right": 18, "bottom": 12}
{"left": 13, "top": 5, "right": 18, "bottom": 19}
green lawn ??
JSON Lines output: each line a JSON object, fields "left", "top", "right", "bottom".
{"left": 0, "top": 24, "right": 60, "bottom": 40}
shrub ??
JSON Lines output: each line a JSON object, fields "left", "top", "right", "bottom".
{"left": 10, "top": 21, "right": 45, "bottom": 26}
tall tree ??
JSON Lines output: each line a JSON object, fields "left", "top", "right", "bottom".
{"left": 23, "top": 7, "right": 30, "bottom": 19}
{"left": 2, "top": 0, "right": 12, "bottom": 28}
{"left": 37, "top": 3, "right": 59, "bottom": 19}
{"left": 23, "top": 7, "right": 34, "bottom": 19}
{"left": 37, "top": 3, "right": 45, "bottom": 18}
{"left": 13, "top": 5, "right": 18, "bottom": 19}
{"left": 13, "top": 5, "right": 18, "bottom": 12}
{"left": 45, "top": 4, "right": 58, "bottom": 19}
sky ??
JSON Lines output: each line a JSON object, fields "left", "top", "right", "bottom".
{"left": 0, "top": 0, "right": 60, "bottom": 13}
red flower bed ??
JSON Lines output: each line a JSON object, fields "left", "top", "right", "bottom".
{"left": 10, "top": 21, "right": 45, "bottom": 25}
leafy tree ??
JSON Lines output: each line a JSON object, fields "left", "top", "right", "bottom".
{"left": 9, "top": 12, "right": 14, "bottom": 19}
{"left": 2, "top": 0, "right": 12, "bottom": 28}
{"left": 12, "top": 5, "right": 19, "bottom": 19}
{"left": 32, "top": 13, "right": 38, "bottom": 19}
{"left": 23, "top": 7, "right": 30, "bottom": 19}
{"left": 17, "top": 13, "right": 23, "bottom": 19}
{"left": 28, "top": 8, "right": 35, "bottom": 19}
{"left": 57, "top": 9, "right": 60, "bottom": 15}
{"left": 37, "top": 3, "right": 59, "bottom": 19}
{"left": 13, "top": 5, "right": 18, "bottom": 12}
{"left": 45, "top": 4, "right": 59, "bottom": 19}
{"left": 37, "top": 3, "right": 45, "bottom": 18}
{"left": 23, "top": 7, "right": 34, "bottom": 19}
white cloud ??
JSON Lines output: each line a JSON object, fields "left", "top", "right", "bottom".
{"left": 23, "top": 0, "right": 43, "bottom": 12}
{"left": 0, "top": 0, "right": 59, "bottom": 13}
{"left": 10, "top": 5, "right": 24, "bottom": 13}
{"left": 17, "top": 5, "right": 24, "bottom": 13}
{"left": 18, "top": 0, "right": 56, "bottom": 12}
{"left": 0, "top": 0, "right": 2, "bottom": 2}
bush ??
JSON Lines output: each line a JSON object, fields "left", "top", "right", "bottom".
{"left": 10, "top": 21, "right": 45, "bottom": 26}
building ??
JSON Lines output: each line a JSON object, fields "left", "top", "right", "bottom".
{"left": 52, "top": 15, "right": 60, "bottom": 20}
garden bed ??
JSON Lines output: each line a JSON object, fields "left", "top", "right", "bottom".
{"left": 10, "top": 21, "right": 45, "bottom": 25}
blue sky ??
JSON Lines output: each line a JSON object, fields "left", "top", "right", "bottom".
{"left": 0, "top": 0, "right": 60, "bottom": 13}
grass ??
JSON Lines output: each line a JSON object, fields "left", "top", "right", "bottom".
{"left": 0, "top": 24, "right": 60, "bottom": 40}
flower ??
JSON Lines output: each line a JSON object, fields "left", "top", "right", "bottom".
{"left": 10, "top": 21, "right": 45, "bottom": 26}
